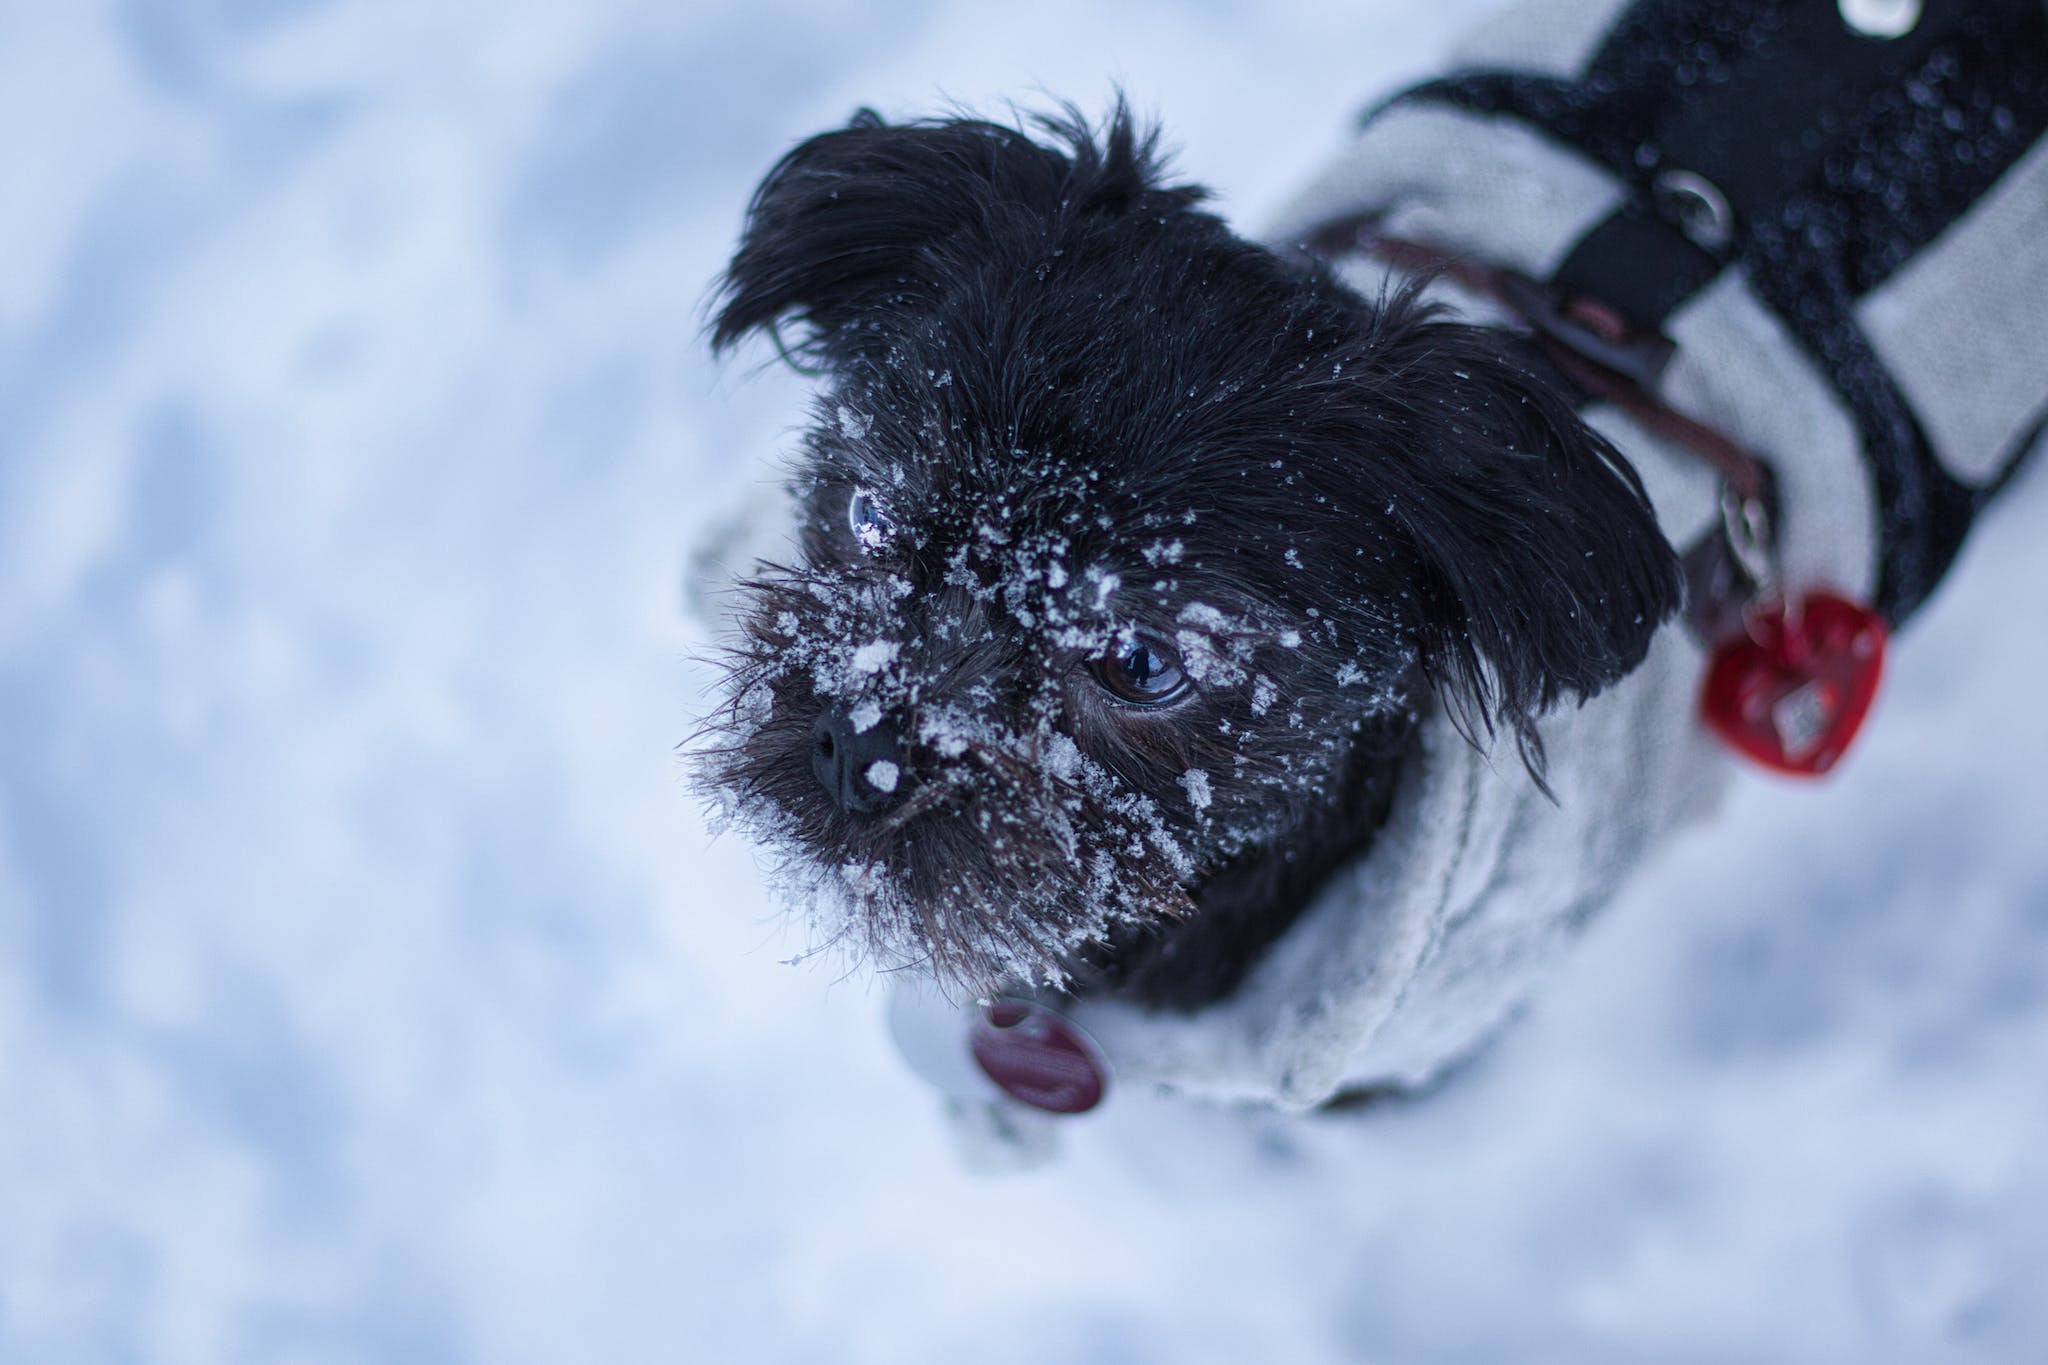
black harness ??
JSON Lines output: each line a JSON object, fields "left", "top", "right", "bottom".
{"left": 1381, "top": 0, "right": 2048, "bottom": 623}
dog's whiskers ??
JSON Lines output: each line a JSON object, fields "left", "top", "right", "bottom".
{"left": 875, "top": 773, "right": 951, "bottom": 833}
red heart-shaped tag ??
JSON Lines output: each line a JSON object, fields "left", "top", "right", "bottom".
{"left": 968, "top": 1000, "right": 1108, "bottom": 1115}
{"left": 1700, "top": 592, "right": 1888, "bottom": 777}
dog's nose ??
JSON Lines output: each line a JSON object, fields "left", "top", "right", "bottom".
{"left": 812, "top": 707, "right": 908, "bottom": 815}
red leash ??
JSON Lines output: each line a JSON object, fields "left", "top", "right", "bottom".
{"left": 1307, "top": 216, "right": 1888, "bottom": 776}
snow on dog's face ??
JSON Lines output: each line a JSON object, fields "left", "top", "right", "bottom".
{"left": 699, "top": 105, "right": 1681, "bottom": 996}
{"left": 700, "top": 392, "right": 1414, "bottom": 990}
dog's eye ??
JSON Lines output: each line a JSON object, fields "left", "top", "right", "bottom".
{"left": 847, "top": 488, "right": 894, "bottom": 552}
{"left": 1095, "top": 635, "right": 1189, "bottom": 706}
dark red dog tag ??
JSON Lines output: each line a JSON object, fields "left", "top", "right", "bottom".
{"left": 1700, "top": 592, "right": 1887, "bottom": 776}
{"left": 968, "top": 1000, "right": 1108, "bottom": 1114}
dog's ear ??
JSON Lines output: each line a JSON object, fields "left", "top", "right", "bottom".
{"left": 1358, "top": 293, "right": 1682, "bottom": 764}
{"left": 711, "top": 103, "right": 1199, "bottom": 365}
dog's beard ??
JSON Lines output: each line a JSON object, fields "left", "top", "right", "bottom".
{"left": 696, "top": 571, "right": 1204, "bottom": 992}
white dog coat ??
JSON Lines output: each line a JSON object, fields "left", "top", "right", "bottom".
{"left": 886, "top": 0, "right": 2048, "bottom": 1131}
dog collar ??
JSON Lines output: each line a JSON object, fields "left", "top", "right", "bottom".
{"left": 1306, "top": 216, "right": 1888, "bottom": 777}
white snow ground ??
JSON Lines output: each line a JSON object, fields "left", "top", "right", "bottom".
{"left": 3, "top": 2, "right": 2046, "bottom": 1361}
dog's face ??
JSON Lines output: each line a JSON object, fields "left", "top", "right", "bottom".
{"left": 700, "top": 107, "right": 1680, "bottom": 1000}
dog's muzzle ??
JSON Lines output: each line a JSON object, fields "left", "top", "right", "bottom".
{"left": 811, "top": 707, "right": 907, "bottom": 815}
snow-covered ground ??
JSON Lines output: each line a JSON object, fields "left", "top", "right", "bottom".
{"left": 4, "top": 2, "right": 2046, "bottom": 1361}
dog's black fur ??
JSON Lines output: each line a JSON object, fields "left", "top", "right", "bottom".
{"left": 700, "top": 105, "right": 1682, "bottom": 1007}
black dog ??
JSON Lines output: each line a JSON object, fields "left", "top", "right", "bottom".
{"left": 699, "top": 104, "right": 1679, "bottom": 1008}
{"left": 700, "top": 0, "right": 2047, "bottom": 1112}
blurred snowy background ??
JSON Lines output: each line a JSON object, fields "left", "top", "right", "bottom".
{"left": 3, "top": 0, "right": 2047, "bottom": 1361}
